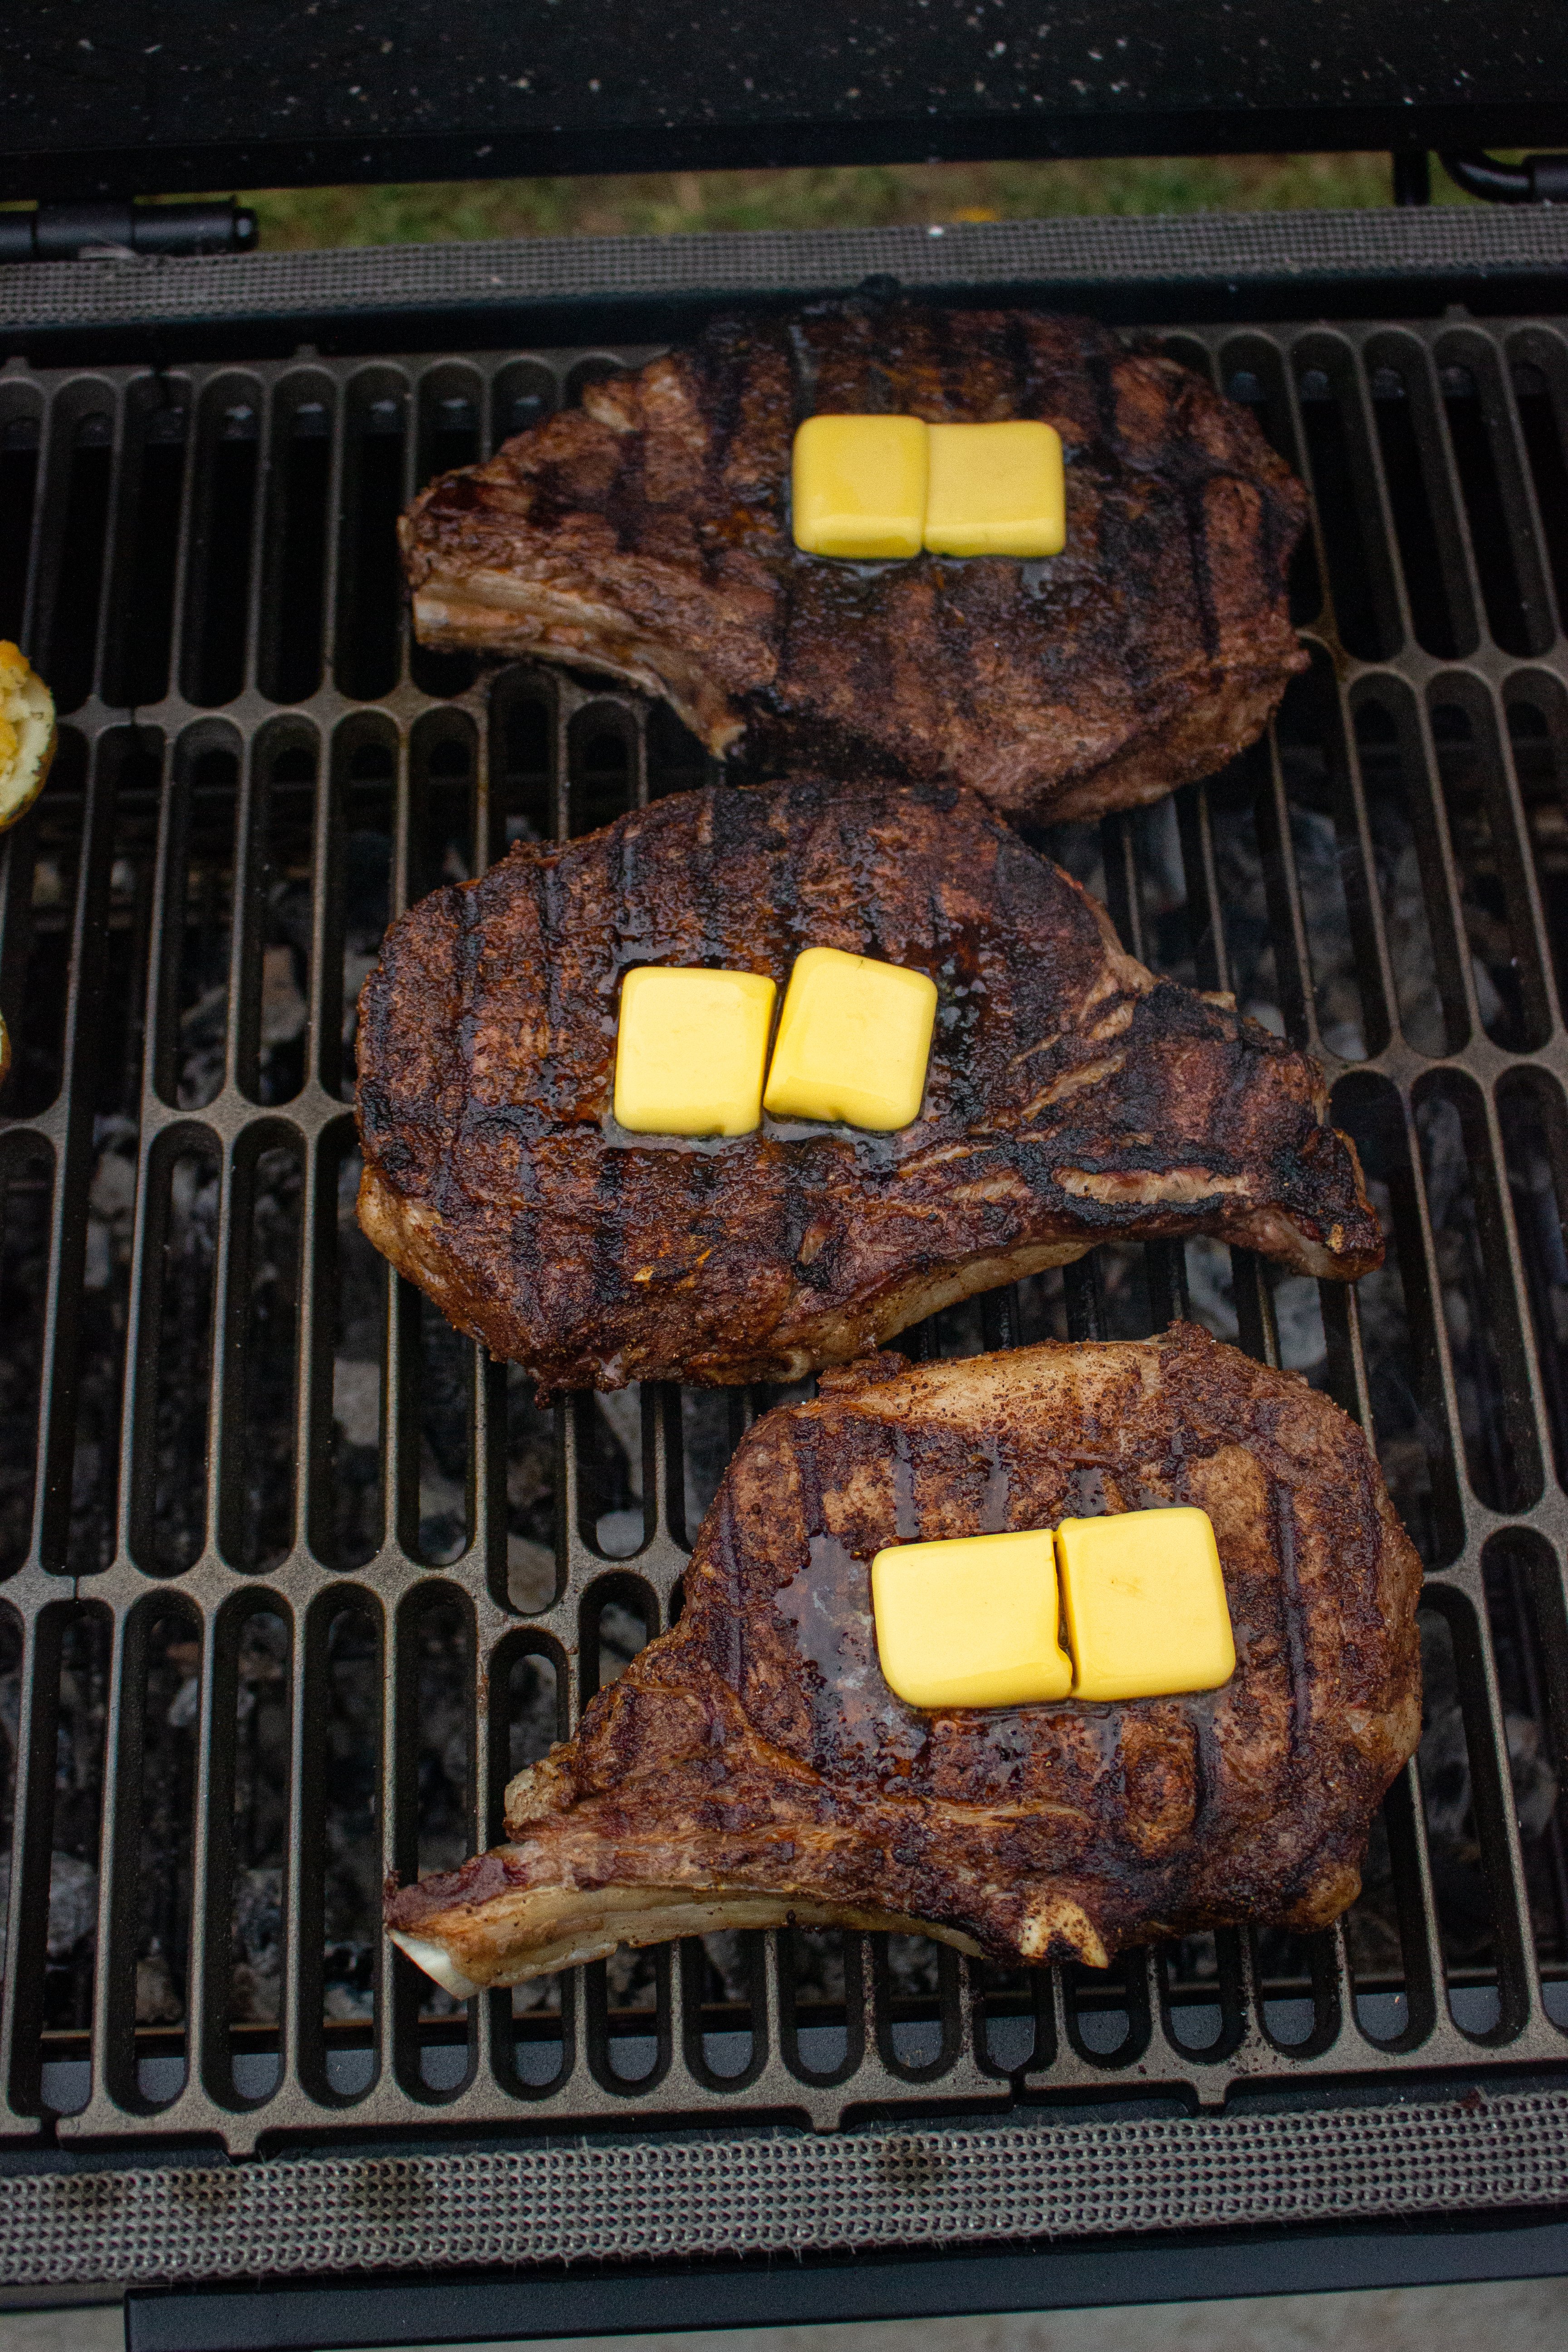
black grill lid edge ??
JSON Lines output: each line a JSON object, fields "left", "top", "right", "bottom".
{"left": 4, "top": 0, "right": 1568, "bottom": 206}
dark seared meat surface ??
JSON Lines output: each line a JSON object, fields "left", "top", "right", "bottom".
{"left": 354, "top": 777, "right": 1380, "bottom": 1395}
{"left": 385, "top": 1327, "right": 1423, "bottom": 1989}
{"left": 399, "top": 303, "right": 1308, "bottom": 826}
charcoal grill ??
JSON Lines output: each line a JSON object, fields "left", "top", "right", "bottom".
{"left": 4, "top": 12, "right": 1568, "bottom": 2340}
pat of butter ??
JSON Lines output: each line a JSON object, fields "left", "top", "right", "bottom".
{"left": 872, "top": 1530, "right": 1073, "bottom": 1710}
{"left": 1056, "top": 1506, "right": 1235, "bottom": 1702}
{"left": 923, "top": 420, "right": 1065, "bottom": 559}
{"left": 614, "top": 965, "right": 777, "bottom": 1137}
{"left": 791, "top": 415, "right": 930, "bottom": 559}
{"left": 762, "top": 945, "right": 937, "bottom": 1131}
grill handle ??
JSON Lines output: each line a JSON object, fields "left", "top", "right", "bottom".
{"left": 0, "top": 198, "right": 257, "bottom": 261}
{"left": 1440, "top": 150, "right": 1568, "bottom": 203}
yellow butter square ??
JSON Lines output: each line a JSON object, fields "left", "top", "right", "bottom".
{"left": 762, "top": 945, "right": 937, "bottom": 1131}
{"left": 1056, "top": 1507, "right": 1235, "bottom": 1702}
{"left": 791, "top": 414, "right": 930, "bottom": 560}
{"left": 923, "top": 420, "right": 1065, "bottom": 559}
{"left": 872, "top": 1530, "right": 1073, "bottom": 1710}
{"left": 614, "top": 965, "right": 777, "bottom": 1137}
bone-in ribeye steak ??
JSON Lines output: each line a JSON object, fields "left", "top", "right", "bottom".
{"left": 386, "top": 1326, "right": 1423, "bottom": 1990}
{"left": 354, "top": 778, "right": 1380, "bottom": 1393}
{"left": 399, "top": 303, "right": 1308, "bottom": 826}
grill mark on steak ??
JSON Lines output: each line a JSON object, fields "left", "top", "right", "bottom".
{"left": 1185, "top": 480, "right": 1221, "bottom": 661}
{"left": 399, "top": 302, "right": 1308, "bottom": 826}
{"left": 1270, "top": 1478, "right": 1309, "bottom": 1762}
{"left": 1004, "top": 313, "right": 1034, "bottom": 412}
{"left": 354, "top": 777, "right": 1381, "bottom": 1396}
{"left": 384, "top": 1327, "right": 1423, "bottom": 1991}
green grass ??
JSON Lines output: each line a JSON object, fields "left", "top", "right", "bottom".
{"left": 245, "top": 152, "right": 1485, "bottom": 250}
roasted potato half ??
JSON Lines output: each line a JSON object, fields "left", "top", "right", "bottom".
{"left": 0, "top": 641, "right": 55, "bottom": 833}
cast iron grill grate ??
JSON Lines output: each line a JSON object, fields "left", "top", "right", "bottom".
{"left": 0, "top": 316, "right": 1565, "bottom": 2159}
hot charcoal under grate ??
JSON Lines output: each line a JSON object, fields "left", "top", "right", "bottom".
{"left": 0, "top": 318, "right": 1564, "bottom": 2154}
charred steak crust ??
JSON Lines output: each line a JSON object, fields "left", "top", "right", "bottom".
{"left": 399, "top": 302, "right": 1309, "bottom": 824}
{"left": 386, "top": 1327, "right": 1424, "bottom": 1982}
{"left": 354, "top": 777, "right": 1380, "bottom": 1394}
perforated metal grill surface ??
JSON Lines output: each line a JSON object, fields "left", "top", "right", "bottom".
{"left": 5, "top": 2088, "right": 1568, "bottom": 2286}
{"left": 0, "top": 307, "right": 1565, "bottom": 2232}
{"left": 0, "top": 206, "right": 1567, "bottom": 334}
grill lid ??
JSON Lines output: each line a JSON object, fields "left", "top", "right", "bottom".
{"left": 3, "top": 1, "right": 1568, "bottom": 205}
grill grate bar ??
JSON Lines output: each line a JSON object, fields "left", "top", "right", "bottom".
{"left": 0, "top": 322, "right": 1562, "bottom": 2157}
{"left": 0, "top": 1595, "right": 59, "bottom": 2130}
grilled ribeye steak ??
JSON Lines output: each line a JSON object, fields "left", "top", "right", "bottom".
{"left": 400, "top": 302, "right": 1308, "bottom": 825}
{"left": 386, "top": 1326, "right": 1423, "bottom": 1989}
{"left": 355, "top": 778, "right": 1379, "bottom": 1393}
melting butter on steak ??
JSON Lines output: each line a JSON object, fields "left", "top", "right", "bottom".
{"left": 354, "top": 776, "right": 1380, "bottom": 1395}
{"left": 386, "top": 1326, "right": 1423, "bottom": 1992}
{"left": 399, "top": 303, "right": 1308, "bottom": 826}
